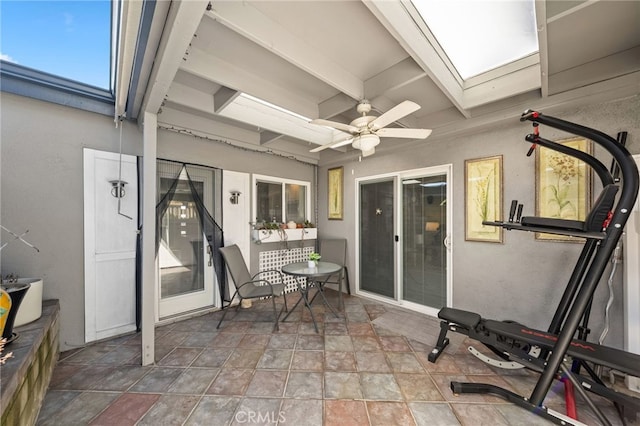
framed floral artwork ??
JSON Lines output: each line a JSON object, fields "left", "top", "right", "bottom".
{"left": 328, "top": 166, "right": 343, "bottom": 220}
{"left": 465, "top": 155, "right": 503, "bottom": 243}
{"left": 536, "top": 137, "right": 592, "bottom": 241}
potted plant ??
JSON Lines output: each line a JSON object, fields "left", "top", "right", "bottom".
{"left": 308, "top": 252, "right": 321, "bottom": 268}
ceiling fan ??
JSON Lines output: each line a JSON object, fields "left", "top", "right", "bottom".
{"left": 309, "top": 100, "right": 432, "bottom": 157}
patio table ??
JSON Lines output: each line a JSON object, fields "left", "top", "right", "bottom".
{"left": 281, "top": 261, "right": 341, "bottom": 332}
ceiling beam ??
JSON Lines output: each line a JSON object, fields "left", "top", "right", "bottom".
{"left": 260, "top": 131, "right": 284, "bottom": 145}
{"left": 364, "top": 57, "right": 426, "bottom": 100}
{"left": 548, "top": 46, "right": 640, "bottom": 95}
{"left": 114, "top": 0, "right": 143, "bottom": 119}
{"left": 536, "top": 0, "right": 549, "bottom": 98}
{"left": 463, "top": 61, "right": 541, "bottom": 109}
{"left": 166, "top": 82, "right": 215, "bottom": 114}
{"left": 318, "top": 93, "right": 357, "bottom": 120}
{"left": 140, "top": 0, "right": 208, "bottom": 117}
{"left": 364, "top": 0, "right": 469, "bottom": 117}
{"left": 181, "top": 46, "right": 319, "bottom": 119}
{"left": 214, "top": 86, "right": 240, "bottom": 113}
{"left": 204, "top": 2, "right": 364, "bottom": 101}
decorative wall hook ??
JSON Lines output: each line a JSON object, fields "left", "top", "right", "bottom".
{"left": 229, "top": 190, "right": 241, "bottom": 204}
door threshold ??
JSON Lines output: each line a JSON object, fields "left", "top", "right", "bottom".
{"left": 157, "top": 305, "right": 219, "bottom": 326}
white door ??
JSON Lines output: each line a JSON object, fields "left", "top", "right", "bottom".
{"left": 157, "top": 166, "right": 216, "bottom": 318}
{"left": 83, "top": 148, "right": 138, "bottom": 342}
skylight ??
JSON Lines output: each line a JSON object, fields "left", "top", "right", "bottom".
{"left": 411, "top": 0, "right": 538, "bottom": 79}
{"left": 0, "top": 1, "right": 112, "bottom": 89}
{"left": 218, "top": 93, "right": 337, "bottom": 146}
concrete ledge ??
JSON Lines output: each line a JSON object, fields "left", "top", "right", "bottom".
{"left": 1, "top": 300, "right": 60, "bottom": 426}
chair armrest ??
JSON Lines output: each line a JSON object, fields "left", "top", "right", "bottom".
{"left": 237, "top": 279, "right": 279, "bottom": 296}
{"left": 252, "top": 269, "right": 285, "bottom": 283}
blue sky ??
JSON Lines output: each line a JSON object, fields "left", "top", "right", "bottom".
{"left": 1, "top": 1, "right": 112, "bottom": 89}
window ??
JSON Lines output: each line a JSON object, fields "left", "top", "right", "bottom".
{"left": 253, "top": 175, "right": 310, "bottom": 225}
{"left": 1, "top": 0, "right": 112, "bottom": 89}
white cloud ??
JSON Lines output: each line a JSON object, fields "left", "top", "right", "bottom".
{"left": 0, "top": 53, "right": 17, "bottom": 63}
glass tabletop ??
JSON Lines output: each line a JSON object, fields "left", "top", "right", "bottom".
{"left": 281, "top": 261, "right": 341, "bottom": 277}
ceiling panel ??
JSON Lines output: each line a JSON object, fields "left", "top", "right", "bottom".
{"left": 547, "top": 1, "right": 640, "bottom": 74}
{"left": 250, "top": 0, "right": 409, "bottom": 81}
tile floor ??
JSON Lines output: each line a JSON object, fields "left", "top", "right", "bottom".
{"left": 37, "top": 290, "right": 635, "bottom": 425}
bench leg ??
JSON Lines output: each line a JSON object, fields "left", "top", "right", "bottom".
{"left": 428, "top": 321, "right": 451, "bottom": 363}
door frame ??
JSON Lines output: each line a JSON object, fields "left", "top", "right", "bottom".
{"left": 355, "top": 164, "right": 453, "bottom": 317}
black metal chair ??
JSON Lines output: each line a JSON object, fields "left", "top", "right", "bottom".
{"left": 218, "top": 245, "right": 288, "bottom": 330}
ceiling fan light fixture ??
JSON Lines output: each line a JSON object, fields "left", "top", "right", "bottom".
{"left": 353, "top": 133, "right": 380, "bottom": 152}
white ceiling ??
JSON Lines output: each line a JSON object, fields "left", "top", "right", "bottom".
{"left": 126, "top": 0, "right": 640, "bottom": 163}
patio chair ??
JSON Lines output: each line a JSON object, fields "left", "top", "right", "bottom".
{"left": 218, "top": 244, "right": 288, "bottom": 330}
{"left": 318, "top": 238, "right": 350, "bottom": 310}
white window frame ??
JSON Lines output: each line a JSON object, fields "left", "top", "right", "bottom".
{"left": 252, "top": 174, "right": 311, "bottom": 224}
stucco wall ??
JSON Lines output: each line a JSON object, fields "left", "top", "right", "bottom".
{"left": 1, "top": 93, "right": 142, "bottom": 350}
{"left": 2, "top": 92, "right": 638, "bottom": 352}
{"left": 1, "top": 92, "right": 317, "bottom": 351}
{"left": 317, "top": 94, "right": 640, "bottom": 350}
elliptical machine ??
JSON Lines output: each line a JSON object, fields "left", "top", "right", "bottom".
{"left": 428, "top": 110, "right": 640, "bottom": 425}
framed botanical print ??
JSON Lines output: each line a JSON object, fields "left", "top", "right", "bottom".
{"left": 328, "top": 166, "right": 343, "bottom": 220}
{"left": 536, "top": 137, "right": 592, "bottom": 241}
{"left": 465, "top": 155, "right": 503, "bottom": 243}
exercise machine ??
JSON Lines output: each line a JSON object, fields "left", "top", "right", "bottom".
{"left": 428, "top": 110, "right": 640, "bottom": 425}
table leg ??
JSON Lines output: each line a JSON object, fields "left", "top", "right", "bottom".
{"left": 309, "top": 277, "right": 339, "bottom": 318}
{"left": 281, "top": 277, "right": 320, "bottom": 333}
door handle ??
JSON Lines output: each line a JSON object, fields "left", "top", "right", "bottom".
{"left": 207, "top": 245, "right": 212, "bottom": 266}
{"left": 443, "top": 234, "right": 452, "bottom": 250}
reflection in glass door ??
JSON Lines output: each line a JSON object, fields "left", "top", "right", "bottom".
{"left": 402, "top": 174, "right": 448, "bottom": 309}
{"left": 359, "top": 179, "right": 395, "bottom": 298}
{"left": 158, "top": 165, "right": 215, "bottom": 318}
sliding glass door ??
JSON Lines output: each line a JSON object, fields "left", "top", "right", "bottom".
{"left": 402, "top": 174, "right": 448, "bottom": 309}
{"left": 357, "top": 165, "right": 451, "bottom": 314}
{"left": 359, "top": 179, "right": 395, "bottom": 298}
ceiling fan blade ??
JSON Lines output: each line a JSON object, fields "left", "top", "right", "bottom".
{"left": 309, "top": 118, "right": 358, "bottom": 134}
{"left": 368, "top": 100, "right": 421, "bottom": 131}
{"left": 309, "top": 135, "right": 354, "bottom": 153}
{"left": 376, "top": 128, "right": 432, "bottom": 139}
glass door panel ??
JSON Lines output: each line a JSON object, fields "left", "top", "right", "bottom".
{"left": 402, "top": 174, "right": 448, "bottom": 309}
{"left": 359, "top": 179, "right": 395, "bottom": 298}
{"left": 158, "top": 166, "right": 215, "bottom": 318}
{"left": 159, "top": 179, "right": 205, "bottom": 298}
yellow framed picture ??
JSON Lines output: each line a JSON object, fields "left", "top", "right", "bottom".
{"left": 328, "top": 166, "right": 343, "bottom": 220}
{"left": 536, "top": 137, "right": 592, "bottom": 241}
{"left": 465, "top": 155, "right": 503, "bottom": 243}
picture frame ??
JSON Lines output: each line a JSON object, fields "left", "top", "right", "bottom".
{"left": 536, "top": 137, "right": 592, "bottom": 241}
{"left": 328, "top": 166, "right": 344, "bottom": 220}
{"left": 465, "top": 155, "right": 503, "bottom": 243}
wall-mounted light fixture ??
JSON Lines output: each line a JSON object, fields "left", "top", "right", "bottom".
{"left": 109, "top": 180, "right": 128, "bottom": 198}
{"left": 229, "top": 190, "right": 241, "bottom": 204}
